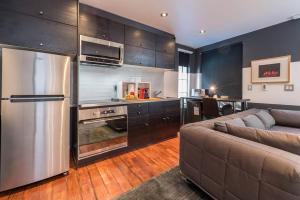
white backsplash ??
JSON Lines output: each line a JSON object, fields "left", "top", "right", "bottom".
{"left": 79, "top": 64, "right": 166, "bottom": 102}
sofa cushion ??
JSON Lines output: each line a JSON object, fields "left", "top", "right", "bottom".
{"left": 214, "top": 118, "right": 246, "bottom": 133}
{"left": 242, "top": 115, "right": 266, "bottom": 129}
{"left": 270, "top": 109, "right": 300, "bottom": 128}
{"left": 226, "top": 124, "right": 300, "bottom": 156}
{"left": 225, "top": 123, "right": 258, "bottom": 141}
{"left": 270, "top": 125, "right": 300, "bottom": 135}
{"left": 255, "top": 110, "right": 275, "bottom": 129}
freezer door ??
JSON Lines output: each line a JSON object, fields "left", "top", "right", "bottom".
{"left": 1, "top": 48, "right": 70, "bottom": 98}
{"left": 0, "top": 98, "right": 70, "bottom": 192}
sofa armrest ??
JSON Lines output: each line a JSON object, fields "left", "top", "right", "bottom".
{"left": 180, "top": 125, "right": 300, "bottom": 200}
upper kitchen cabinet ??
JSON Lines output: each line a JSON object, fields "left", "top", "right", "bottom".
{"left": 125, "top": 26, "right": 156, "bottom": 50}
{"left": 155, "top": 35, "right": 175, "bottom": 54}
{"left": 155, "top": 35, "right": 175, "bottom": 69}
{"left": 0, "top": 9, "right": 77, "bottom": 55}
{"left": 0, "top": 0, "right": 78, "bottom": 26}
{"left": 124, "top": 45, "right": 155, "bottom": 67}
{"left": 155, "top": 51, "right": 175, "bottom": 70}
{"left": 79, "top": 10, "right": 124, "bottom": 43}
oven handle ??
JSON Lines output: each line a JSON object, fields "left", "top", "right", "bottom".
{"left": 81, "top": 116, "right": 126, "bottom": 125}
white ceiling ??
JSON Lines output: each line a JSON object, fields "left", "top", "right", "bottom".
{"left": 80, "top": 0, "right": 300, "bottom": 48}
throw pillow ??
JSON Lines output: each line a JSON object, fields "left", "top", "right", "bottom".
{"left": 255, "top": 110, "right": 275, "bottom": 129}
{"left": 226, "top": 124, "right": 258, "bottom": 141}
{"left": 270, "top": 109, "right": 300, "bottom": 128}
{"left": 214, "top": 118, "right": 246, "bottom": 133}
{"left": 242, "top": 115, "right": 265, "bottom": 130}
{"left": 226, "top": 123, "right": 300, "bottom": 156}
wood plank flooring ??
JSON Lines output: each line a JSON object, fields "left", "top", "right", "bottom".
{"left": 0, "top": 137, "right": 179, "bottom": 200}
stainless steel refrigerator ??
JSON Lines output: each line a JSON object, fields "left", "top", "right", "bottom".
{"left": 0, "top": 48, "right": 70, "bottom": 191}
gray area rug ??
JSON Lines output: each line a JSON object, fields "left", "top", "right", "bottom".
{"left": 114, "top": 167, "right": 212, "bottom": 200}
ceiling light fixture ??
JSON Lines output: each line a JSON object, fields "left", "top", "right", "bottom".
{"left": 200, "top": 30, "right": 206, "bottom": 34}
{"left": 160, "top": 12, "right": 168, "bottom": 17}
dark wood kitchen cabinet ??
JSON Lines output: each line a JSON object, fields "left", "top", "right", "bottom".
{"left": 149, "top": 100, "right": 180, "bottom": 142}
{"left": 79, "top": 10, "right": 124, "bottom": 43}
{"left": 128, "top": 103, "right": 151, "bottom": 148}
{"left": 155, "top": 35, "right": 175, "bottom": 69}
{"left": 124, "top": 45, "right": 155, "bottom": 67}
{"left": 128, "top": 100, "right": 180, "bottom": 148}
{"left": 0, "top": 0, "right": 78, "bottom": 26}
{"left": 155, "top": 51, "right": 175, "bottom": 69}
{"left": 155, "top": 35, "right": 175, "bottom": 54}
{"left": 0, "top": 9, "right": 77, "bottom": 55}
{"left": 125, "top": 26, "right": 155, "bottom": 50}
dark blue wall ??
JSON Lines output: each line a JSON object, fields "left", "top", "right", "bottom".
{"left": 199, "top": 19, "right": 300, "bottom": 68}
{"left": 201, "top": 43, "right": 243, "bottom": 98}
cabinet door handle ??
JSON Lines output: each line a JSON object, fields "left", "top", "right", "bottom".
{"left": 39, "top": 11, "right": 44, "bottom": 15}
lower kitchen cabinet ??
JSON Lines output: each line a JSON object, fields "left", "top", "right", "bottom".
{"left": 128, "top": 115, "right": 151, "bottom": 148}
{"left": 128, "top": 100, "right": 180, "bottom": 148}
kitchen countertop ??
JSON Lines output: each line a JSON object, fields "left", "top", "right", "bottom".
{"left": 79, "top": 97, "right": 180, "bottom": 108}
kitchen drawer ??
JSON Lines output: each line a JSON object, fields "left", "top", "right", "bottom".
{"left": 128, "top": 103, "right": 149, "bottom": 117}
{"left": 124, "top": 45, "right": 155, "bottom": 67}
{"left": 125, "top": 26, "right": 155, "bottom": 50}
{"left": 0, "top": 9, "right": 77, "bottom": 55}
{"left": 0, "top": 0, "right": 78, "bottom": 26}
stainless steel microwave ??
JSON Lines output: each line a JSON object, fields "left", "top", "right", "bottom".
{"left": 80, "top": 35, "right": 124, "bottom": 67}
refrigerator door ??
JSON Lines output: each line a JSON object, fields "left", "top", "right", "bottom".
{"left": 0, "top": 98, "right": 70, "bottom": 191}
{"left": 1, "top": 48, "right": 70, "bottom": 98}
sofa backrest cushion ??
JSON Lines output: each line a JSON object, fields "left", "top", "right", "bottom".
{"left": 226, "top": 124, "right": 300, "bottom": 156}
{"left": 242, "top": 115, "right": 266, "bottom": 130}
{"left": 255, "top": 110, "right": 275, "bottom": 129}
{"left": 270, "top": 109, "right": 300, "bottom": 128}
{"left": 214, "top": 118, "right": 246, "bottom": 133}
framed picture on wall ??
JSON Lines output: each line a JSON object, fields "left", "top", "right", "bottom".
{"left": 251, "top": 55, "right": 291, "bottom": 83}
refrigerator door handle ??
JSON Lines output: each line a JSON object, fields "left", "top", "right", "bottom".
{"left": 9, "top": 95, "right": 65, "bottom": 103}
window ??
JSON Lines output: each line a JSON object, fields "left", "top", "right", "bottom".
{"left": 178, "top": 66, "right": 190, "bottom": 97}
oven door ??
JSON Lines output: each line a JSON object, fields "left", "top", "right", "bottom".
{"left": 78, "top": 115, "right": 128, "bottom": 159}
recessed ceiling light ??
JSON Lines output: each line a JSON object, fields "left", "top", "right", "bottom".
{"left": 160, "top": 12, "right": 168, "bottom": 17}
{"left": 200, "top": 30, "right": 206, "bottom": 34}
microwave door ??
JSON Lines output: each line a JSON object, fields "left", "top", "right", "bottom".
{"left": 81, "top": 41, "right": 121, "bottom": 60}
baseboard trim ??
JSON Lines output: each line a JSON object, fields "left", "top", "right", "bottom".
{"left": 248, "top": 102, "right": 300, "bottom": 110}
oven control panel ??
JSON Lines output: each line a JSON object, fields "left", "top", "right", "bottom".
{"left": 79, "top": 106, "right": 127, "bottom": 121}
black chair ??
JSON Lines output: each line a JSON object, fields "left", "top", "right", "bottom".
{"left": 202, "top": 98, "right": 233, "bottom": 119}
{"left": 221, "top": 104, "right": 234, "bottom": 115}
{"left": 202, "top": 98, "right": 220, "bottom": 119}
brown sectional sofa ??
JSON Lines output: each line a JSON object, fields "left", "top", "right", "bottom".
{"left": 180, "top": 109, "right": 300, "bottom": 200}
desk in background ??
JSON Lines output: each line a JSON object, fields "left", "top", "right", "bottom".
{"left": 181, "top": 97, "right": 250, "bottom": 124}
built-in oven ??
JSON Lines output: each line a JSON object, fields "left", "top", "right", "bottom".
{"left": 78, "top": 105, "right": 128, "bottom": 159}
{"left": 80, "top": 35, "right": 124, "bottom": 67}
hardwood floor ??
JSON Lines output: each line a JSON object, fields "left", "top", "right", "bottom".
{"left": 0, "top": 137, "right": 179, "bottom": 200}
